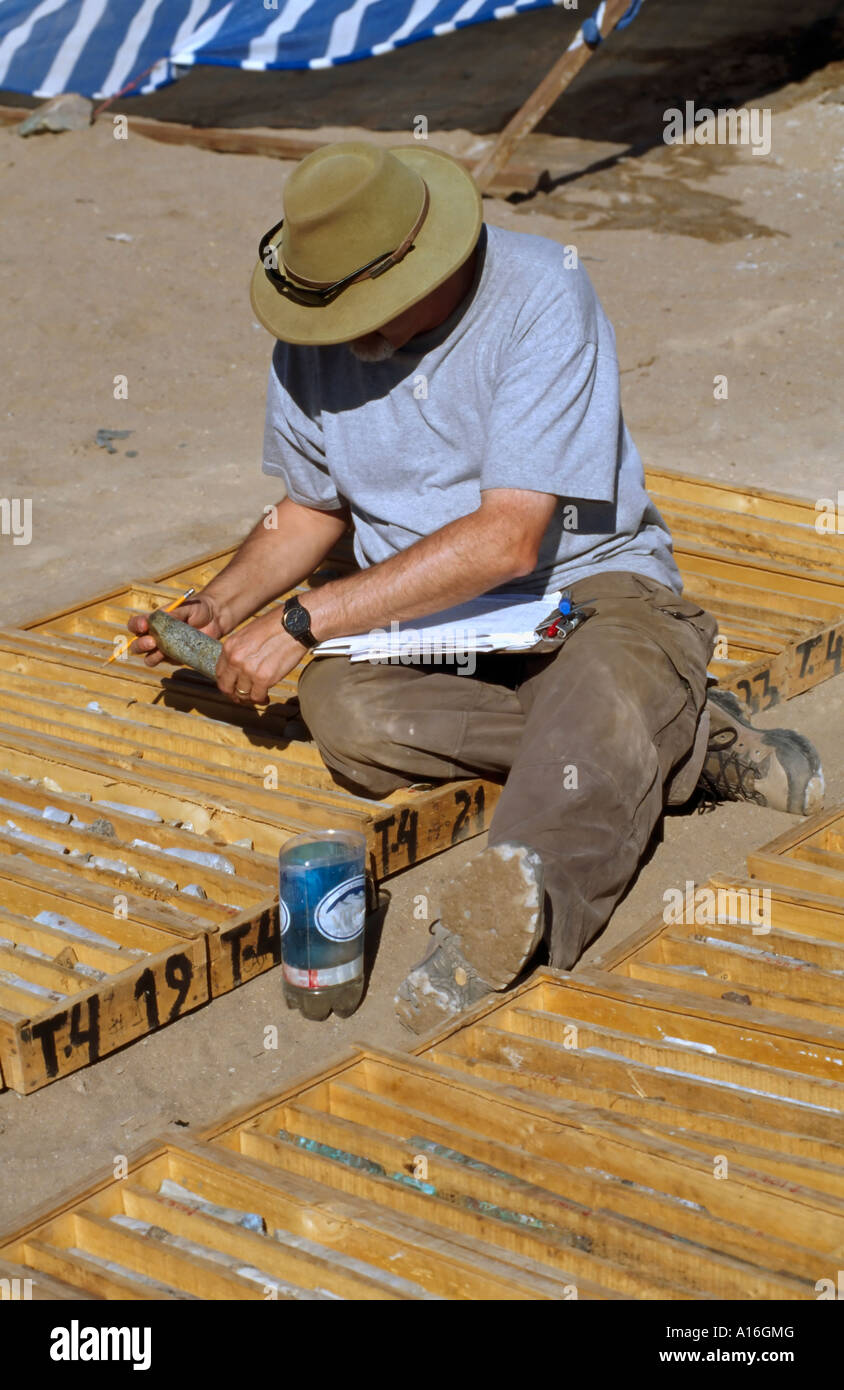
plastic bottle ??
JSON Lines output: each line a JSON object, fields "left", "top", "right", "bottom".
{"left": 278, "top": 829, "right": 367, "bottom": 1020}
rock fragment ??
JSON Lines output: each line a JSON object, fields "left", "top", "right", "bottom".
{"left": 18, "top": 94, "right": 93, "bottom": 135}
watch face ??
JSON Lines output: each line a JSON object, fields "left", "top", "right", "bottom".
{"left": 285, "top": 602, "right": 310, "bottom": 638}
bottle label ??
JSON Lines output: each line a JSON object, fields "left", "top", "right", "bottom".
{"left": 314, "top": 874, "right": 366, "bottom": 941}
{"left": 283, "top": 957, "right": 362, "bottom": 989}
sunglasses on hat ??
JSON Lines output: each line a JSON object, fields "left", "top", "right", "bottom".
{"left": 257, "top": 183, "right": 430, "bottom": 308}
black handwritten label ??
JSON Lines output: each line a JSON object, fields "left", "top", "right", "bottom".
{"left": 451, "top": 786, "right": 486, "bottom": 844}
{"left": 28, "top": 1012, "right": 67, "bottom": 1080}
{"left": 219, "top": 910, "right": 281, "bottom": 989}
{"left": 734, "top": 666, "right": 780, "bottom": 715}
{"left": 134, "top": 967, "right": 160, "bottom": 1029}
{"left": 21, "top": 950, "right": 199, "bottom": 1083}
{"left": 68, "top": 995, "right": 100, "bottom": 1062}
{"left": 164, "top": 953, "right": 193, "bottom": 1020}
{"left": 824, "top": 627, "right": 843, "bottom": 677}
{"left": 794, "top": 622, "right": 844, "bottom": 691}
{"left": 220, "top": 922, "right": 251, "bottom": 988}
{"left": 133, "top": 951, "right": 194, "bottom": 1029}
{"left": 256, "top": 907, "right": 281, "bottom": 966}
{"left": 27, "top": 996, "right": 102, "bottom": 1078}
{"left": 795, "top": 634, "right": 823, "bottom": 681}
{"left": 373, "top": 807, "right": 419, "bottom": 872}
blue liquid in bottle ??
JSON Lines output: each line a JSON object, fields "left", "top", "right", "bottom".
{"left": 279, "top": 830, "right": 367, "bottom": 1021}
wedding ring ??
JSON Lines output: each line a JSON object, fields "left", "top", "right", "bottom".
{"left": 236, "top": 687, "right": 249, "bottom": 696}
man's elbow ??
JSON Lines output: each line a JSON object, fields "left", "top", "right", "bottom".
{"left": 492, "top": 539, "right": 540, "bottom": 584}
{"left": 473, "top": 508, "right": 543, "bottom": 584}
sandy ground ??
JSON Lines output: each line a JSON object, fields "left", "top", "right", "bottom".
{"left": 0, "top": 55, "right": 842, "bottom": 1232}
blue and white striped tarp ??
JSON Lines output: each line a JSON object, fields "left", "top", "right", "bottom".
{"left": 0, "top": 0, "right": 584, "bottom": 100}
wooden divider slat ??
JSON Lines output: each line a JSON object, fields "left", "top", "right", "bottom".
{"left": 494, "top": 1006, "right": 844, "bottom": 1109}
{"left": 0, "top": 906, "right": 140, "bottom": 974}
{"left": 623, "top": 958, "right": 844, "bottom": 1027}
{"left": 0, "top": 1255, "right": 93, "bottom": 1300}
{"left": 0, "top": 628, "right": 302, "bottom": 704}
{"left": 0, "top": 722, "right": 378, "bottom": 830}
{"left": 19, "top": 1238, "right": 184, "bottom": 1300}
{"left": 0, "top": 666, "right": 325, "bottom": 772}
{"left": 116, "top": 1185, "right": 415, "bottom": 1300}
{"left": 637, "top": 929, "right": 844, "bottom": 1004}
{"left": 517, "top": 973, "right": 844, "bottom": 1077}
{"left": 0, "top": 831, "right": 247, "bottom": 925}
{"left": 593, "top": 872, "right": 844, "bottom": 1028}
{"left": 657, "top": 502, "right": 843, "bottom": 578}
{"left": 643, "top": 468, "right": 821, "bottom": 527}
{"left": 0, "top": 703, "right": 374, "bottom": 807}
{"left": 0, "top": 805, "right": 268, "bottom": 908}
{"left": 0, "top": 771, "right": 277, "bottom": 880}
{"left": 748, "top": 808, "right": 844, "bottom": 908}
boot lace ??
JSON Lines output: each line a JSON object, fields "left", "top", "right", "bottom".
{"left": 697, "top": 727, "right": 768, "bottom": 806}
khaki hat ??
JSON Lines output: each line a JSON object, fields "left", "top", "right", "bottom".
{"left": 250, "top": 140, "right": 483, "bottom": 346}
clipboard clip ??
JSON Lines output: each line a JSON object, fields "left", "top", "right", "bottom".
{"left": 532, "top": 590, "right": 595, "bottom": 652}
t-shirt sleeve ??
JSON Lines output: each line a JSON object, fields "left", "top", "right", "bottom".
{"left": 261, "top": 343, "right": 343, "bottom": 511}
{"left": 482, "top": 309, "right": 619, "bottom": 504}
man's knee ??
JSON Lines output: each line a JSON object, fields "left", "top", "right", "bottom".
{"left": 297, "top": 659, "right": 384, "bottom": 767}
{"left": 298, "top": 661, "right": 428, "bottom": 801}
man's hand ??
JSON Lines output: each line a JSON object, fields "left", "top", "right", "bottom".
{"left": 215, "top": 607, "right": 308, "bottom": 705}
{"left": 128, "top": 594, "right": 225, "bottom": 668}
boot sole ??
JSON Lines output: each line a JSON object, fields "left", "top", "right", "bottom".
{"left": 440, "top": 843, "right": 544, "bottom": 992}
{"left": 394, "top": 844, "right": 545, "bottom": 1035}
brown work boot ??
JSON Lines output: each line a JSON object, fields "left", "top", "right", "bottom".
{"left": 698, "top": 690, "right": 824, "bottom": 815}
{"left": 395, "top": 843, "right": 544, "bottom": 1035}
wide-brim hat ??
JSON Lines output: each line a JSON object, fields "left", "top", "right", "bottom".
{"left": 250, "top": 141, "right": 483, "bottom": 346}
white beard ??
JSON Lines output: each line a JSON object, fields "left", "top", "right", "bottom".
{"left": 348, "top": 333, "right": 396, "bottom": 363}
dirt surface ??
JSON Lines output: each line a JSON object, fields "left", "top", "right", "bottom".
{"left": 1, "top": 48, "right": 843, "bottom": 1233}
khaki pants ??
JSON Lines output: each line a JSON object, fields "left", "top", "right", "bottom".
{"left": 298, "top": 572, "right": 718, "bottom": 969}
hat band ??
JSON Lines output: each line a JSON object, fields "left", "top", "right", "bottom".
{"left": 285, "top": 180, "right": 431, "bottom": 291}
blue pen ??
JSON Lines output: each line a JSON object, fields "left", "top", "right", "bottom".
{"left": 536, "top": 590, "right": 593, "bottom": 644}
{"left": 546, "top": 591, "right": 572, "bottom": 637}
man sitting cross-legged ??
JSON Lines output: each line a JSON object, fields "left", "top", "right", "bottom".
{"left": 130, "top": 141, "right": 823, "bottom": 1033}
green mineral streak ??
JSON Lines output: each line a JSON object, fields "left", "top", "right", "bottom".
{"left": 275, "top": 1129, "right": 436, "bottom": 1193}
{"left": 409, "top": 1136, "right": 546, "bottom": 1228}
{"left": 410, "top": 1135, "right": 514, "bottom": 1182}
{"left": 277, "top": 1129, "right": 387, "bottom": 1178}
{"left": 462, "top": 1194, "right": 545, "bottom": 1230}
{"left": 275, "top": 1129, "right": 543, "bottom": 1224}
{"left": 389, "top": 1172, "right": 438, "bottom": 1196}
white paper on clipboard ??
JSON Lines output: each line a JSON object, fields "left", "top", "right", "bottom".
{"left": 313, "top": 591, "right": 562, "bottom": 662}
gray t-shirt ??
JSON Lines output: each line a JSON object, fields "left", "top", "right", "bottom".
{"left": 262, "top": 223, "right": 680, "bottom": 597}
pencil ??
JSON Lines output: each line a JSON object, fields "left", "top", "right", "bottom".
{"left": 102, "top": 587, "right": 197, "bottom": 666}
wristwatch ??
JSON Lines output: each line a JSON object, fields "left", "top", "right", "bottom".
{"left": 281, "top": 595, "right": 318, "bottom": 649}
